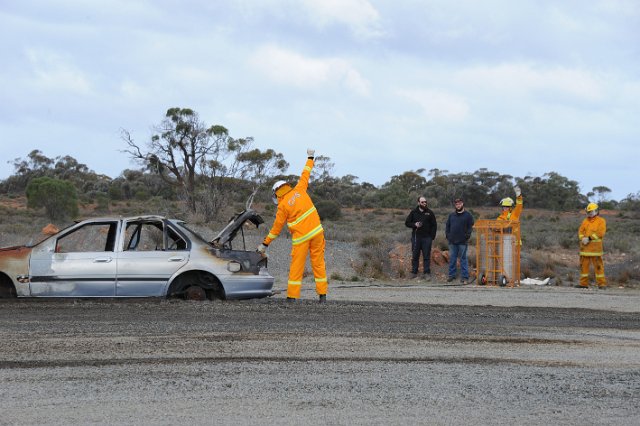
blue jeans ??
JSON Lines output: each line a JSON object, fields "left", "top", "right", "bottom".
{"left": 448, "top": 243, "right": 469, "bottom": 279}
{"left": 411, "top": 235, "right": 432, "bottom": 274}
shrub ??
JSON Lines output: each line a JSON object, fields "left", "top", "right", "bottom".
{"left": 95, "top": 193, "right": 110, "bottom": 212}
{"left": 330, "top": 272, "right": 344, "bottom": 281}
{"left": 360, "top": 235, "right": 380, "bottom": 247}
{"left": 353, "top": 239, "right": 393, "bottom": 279}
{"left": 315, "top": 199, "right": 342, "bottom": 221}
{"left": 26, "top": 177, "right": 79, "bottom": 221}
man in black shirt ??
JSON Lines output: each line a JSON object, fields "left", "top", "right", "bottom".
{"left": 405, "top": 196, "right": 437, "bottom": 280}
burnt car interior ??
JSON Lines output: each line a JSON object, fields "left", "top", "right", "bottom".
{"left": 55, "top": 222, "right": 118, "bottom": 253}
{"left": 125, "top": 220, "right": 187, "bottom": 251}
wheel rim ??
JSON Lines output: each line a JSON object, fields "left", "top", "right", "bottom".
{"left": 185, "top": 286, "right": 206, "bottom": 301}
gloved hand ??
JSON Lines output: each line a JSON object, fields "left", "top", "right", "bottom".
{"left": 581, "top": 237, "right": 589, "bottom": 245}
{"left": 514, "top": 186, "right": 521, "bottom": 197}
{"left": 307, "top": 148, "right": 315, "bottom": 157}
{"left": 257, "top": 243, "right": 267, "bottom": 254}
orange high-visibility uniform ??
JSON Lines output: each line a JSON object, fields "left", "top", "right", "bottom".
{"left": 578, "top": 215, "right": 607, "bottom": 287}
{"left": 497, "top": 194, "right": 523, "bottom": 244}
{"left": 263, "top": 158, "right": 327, "bottom": 299}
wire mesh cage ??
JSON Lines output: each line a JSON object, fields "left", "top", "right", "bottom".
{"left": 474, "top": 219, "right": 521, "bottom": 287}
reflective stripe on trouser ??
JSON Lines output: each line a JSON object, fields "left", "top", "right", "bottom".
{"left": 580, "top": 256, "right": 606, "bottom": 286}
{"left": 287, "top": 232, "right": 328, "bottom": 298}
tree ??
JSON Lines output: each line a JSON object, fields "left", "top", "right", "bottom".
{"left": 592, "top": 186, "right": 612, "bottom": 204}
{"left": 26, "top": 177, "right": 79, "bottom": 221}
{"left": 122, "top": 107, "right": 288, "bottom": 219}
{"left": 620, "top": 192, "right": 640, "bottom": 214}
{"left": 2, "top": 150, "right": 109, "bottom": 203}
{"left": 517, "top": 172, "right": 582, "bottom": 210}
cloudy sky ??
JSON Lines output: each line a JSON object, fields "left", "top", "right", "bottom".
{"left": 1, "top": 0, "right": 638, "bottom": 201}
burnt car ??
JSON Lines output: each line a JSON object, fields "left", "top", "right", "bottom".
{"left": 0, "top": 210, "right": 273, "bottom": 300}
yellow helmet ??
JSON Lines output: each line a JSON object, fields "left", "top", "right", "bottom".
{"left": 586, "top": 202, "right": 599, "bottom": 212}
{"left": 500, "top": 197, "right": 514, "bottom": 207}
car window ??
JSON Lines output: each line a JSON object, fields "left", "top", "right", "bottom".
{"left": 124, "top": 220, "right": 187, "bottom": 251}
{"left": 55, "top": 222, "right": 118, "bottom": 253}
{"left": 166, "top": 226, "right": 188, "bottom": 250}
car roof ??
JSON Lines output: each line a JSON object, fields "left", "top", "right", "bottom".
{"left": 76, "top": 215, "right": 184, "bottom": 224}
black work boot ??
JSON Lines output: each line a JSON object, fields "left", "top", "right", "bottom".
{"left": 318, "top": 294, "right": 326, "bottom": 303}
{"left": 286, "top": 297, "right": 296, "bottom": 303}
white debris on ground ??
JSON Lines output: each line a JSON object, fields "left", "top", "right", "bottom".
{"left": 520, "top": 277, "right": 551, "bottom": 285}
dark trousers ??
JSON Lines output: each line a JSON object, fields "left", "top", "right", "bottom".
{"left": 411, "top": 235, "right": 432, "bottom": 274}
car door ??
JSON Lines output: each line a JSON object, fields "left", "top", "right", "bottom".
{"left": 29, "top": 221, "right": 119, "bottom": 296}
{"left": 115, "top": 218, "right": 189, "bottom": 296}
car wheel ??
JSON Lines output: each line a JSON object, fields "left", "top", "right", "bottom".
{"left": 500, "top": 275, "right": 508, "bottom": 287}
{"left": 185, "top": 285, "right": 207, "bottom": 301}
{"left": 0, "top": 278, "right": 17, "bottom": 298}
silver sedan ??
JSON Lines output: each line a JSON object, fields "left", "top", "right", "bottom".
{"left": 0, "top": 211, "right": 274, "bottom": 300}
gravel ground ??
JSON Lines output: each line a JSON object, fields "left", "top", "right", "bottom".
{"left": 1, "top": 281, "right": 639, "bottom": 426}
{"left": 2, "top": 236, "right": 639, "bottom": 425}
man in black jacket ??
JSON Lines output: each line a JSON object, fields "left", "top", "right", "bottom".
{"left": 405, "top": 196, "right": 438, "bottom": 280}
{"left": 445, "top": 198, "right": 475, "bottom": 283}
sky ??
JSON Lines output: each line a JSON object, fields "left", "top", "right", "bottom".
{"left": 1, "top": 0, "right": 639, "bottom": 201}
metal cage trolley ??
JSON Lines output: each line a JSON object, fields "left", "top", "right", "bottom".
{"left": 474, "top": 219, "right": 521, "bottom": 287}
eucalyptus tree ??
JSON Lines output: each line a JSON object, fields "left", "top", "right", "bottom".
{"left": 122, "top": 107, "right": 287, "bottom": 219}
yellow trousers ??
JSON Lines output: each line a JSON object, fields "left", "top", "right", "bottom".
{"left": 579, "top": 256, "right": 606, "bottom": 287}
{"left": 287, "top": 233, "right": 328, "bottom": 299}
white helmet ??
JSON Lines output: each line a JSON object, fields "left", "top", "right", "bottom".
{"left": 271, "top": 180, "right": 288, "bottom": 205}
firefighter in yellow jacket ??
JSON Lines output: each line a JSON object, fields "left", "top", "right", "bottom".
{"left": 257, "top": 149, "right": 328, "bottom": 303}
{"left": 497, "top": 185, "right": 523, "bottom": 245}
{"left": 577, "top": 203, "right": 607, "bottom": 288}
{"left": 497, "top": 186, "right": 523, "bottom": 222}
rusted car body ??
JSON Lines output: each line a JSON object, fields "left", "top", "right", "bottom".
{"left": 0, "top": 211, "right": 274, "bottom": 300}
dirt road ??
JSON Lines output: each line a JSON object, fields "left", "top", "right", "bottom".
{"left": 2, "top": 284, "right": 639, "bottom": 425}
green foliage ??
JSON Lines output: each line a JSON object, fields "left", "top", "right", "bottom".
{"left": 26, "top": 177, "right": 79, "bottom": 221}
{"left": 620, "top": 192, "right": 640, "bottom": 216}
{"left": 516, "top": 172, "right": 584, "bottom": 210}
{"left": 94, "top": 193, "right": 110, "bottom": 212}
{"left": 315, "top": 199, "right": 342, "bottom": 221}
{"left": 1, "top": 149, "right": 111, "bottom": 199}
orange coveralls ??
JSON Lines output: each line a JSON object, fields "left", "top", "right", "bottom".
{"left": 578, "top": 215, "right": 607, "bottom": 287}
{"left": 263, "top": 158, "right": 328, "bottom": 299}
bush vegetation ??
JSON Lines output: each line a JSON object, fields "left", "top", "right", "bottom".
{"left": 1, "top": 107, "right": 639, "bottom": 286}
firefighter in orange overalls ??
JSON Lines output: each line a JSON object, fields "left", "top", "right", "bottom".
{"left": 257, "top": 149, "right": 328, "bottom": 303}
{"left": 577, "top": 203, "right": 607, "bottom": 289}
